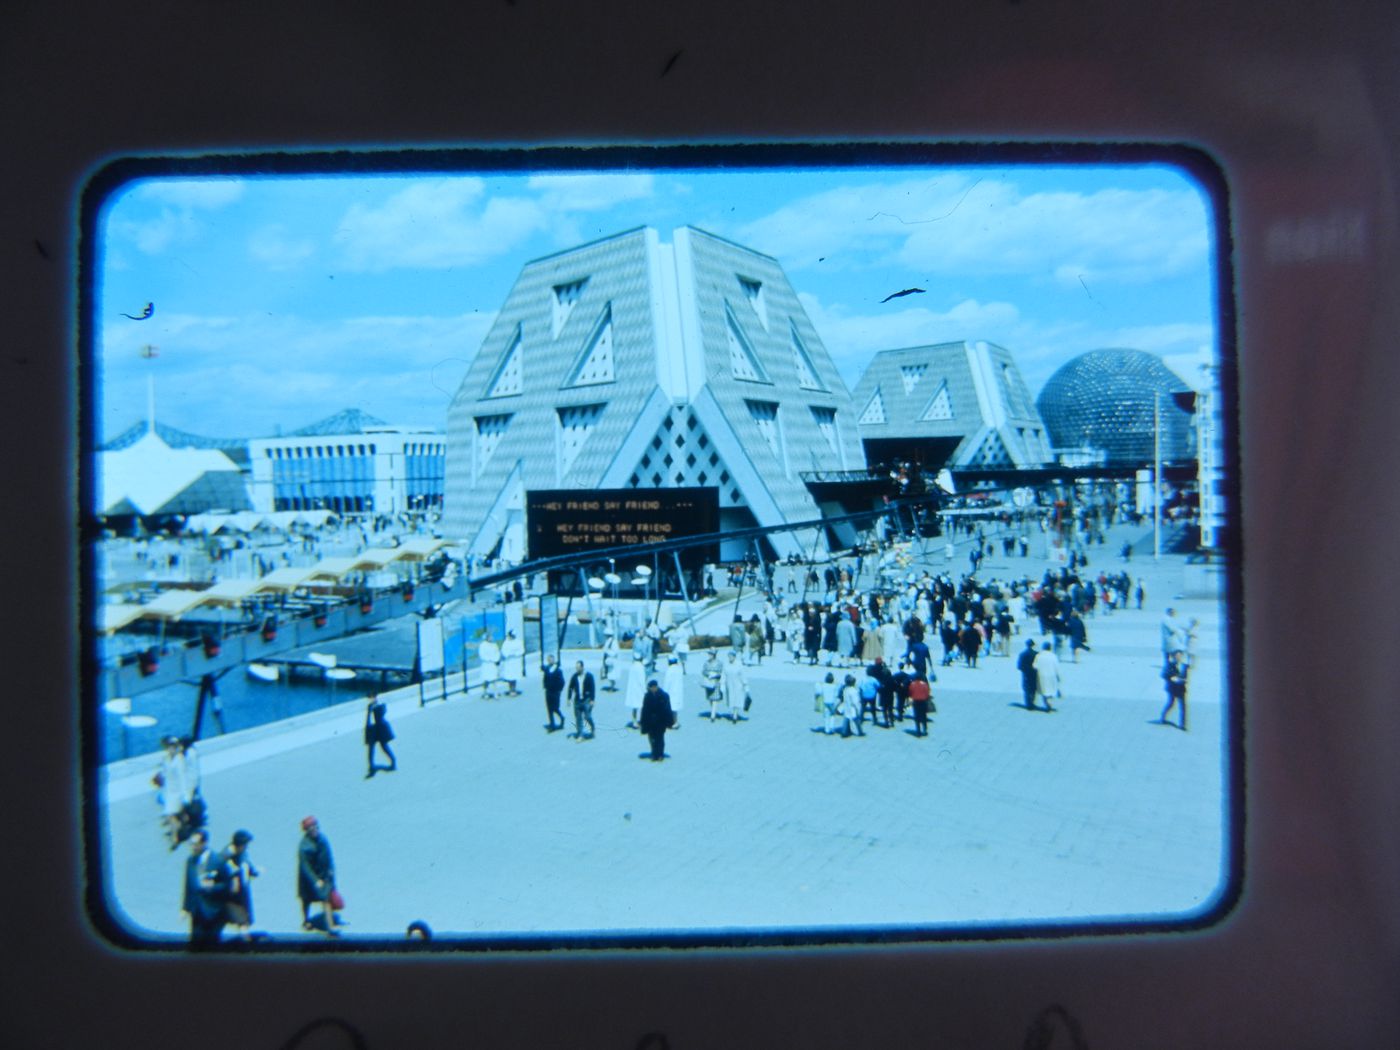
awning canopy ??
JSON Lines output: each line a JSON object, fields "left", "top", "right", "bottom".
{"left": 98, "top": 604, "right": 146, "bottom": 634}
{"left": 250, "top": 566, "right": 323, "bottom": 593}
{"left": 347, "top": 548, "right": 404, "bottom": 572}
{"left": 303, "top": 557, "right": 359, "bottom": 582}
{"left": 394, "top": 537, "right": 448, "bottom": 561}
{"left": 139, "top": 589, "right": 214, "bottom": 621}
{"left": 196, "top": 578, "right": 264, "bottom": 606}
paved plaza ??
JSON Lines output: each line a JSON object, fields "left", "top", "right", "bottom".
{"left": 96, "top": 529, "right": 1231, "bottom": 947}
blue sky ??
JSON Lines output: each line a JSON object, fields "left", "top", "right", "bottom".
{"left": 95, "top": 160, "right": 1217, "bottom": 441}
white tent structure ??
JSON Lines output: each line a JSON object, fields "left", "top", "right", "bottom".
{"left": 97, "top": 430, "right": 250, "bottom": 518}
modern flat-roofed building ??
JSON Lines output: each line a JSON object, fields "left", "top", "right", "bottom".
{"left": 248, "top": 427, "right": 446, "bottom": 514}
{"left": 441, "top": 226, "right": 863, "bottom": 561}
{"left": 850, "top": 342, "right": 1053, "bottom": 476}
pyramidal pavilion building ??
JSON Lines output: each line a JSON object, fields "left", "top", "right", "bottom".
{"left": 442, "top": 226, "right": 864, "bottom": 561}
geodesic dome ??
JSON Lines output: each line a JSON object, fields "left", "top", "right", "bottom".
{"left": 1036, "top": 349, "right": 1195, "bottom": 465}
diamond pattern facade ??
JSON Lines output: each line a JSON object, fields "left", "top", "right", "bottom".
{"left": 850, "top": 342, "right": 1052, "bottom": 470}
{"left": 443, "top": 227, "right": 861, "bottom": 558}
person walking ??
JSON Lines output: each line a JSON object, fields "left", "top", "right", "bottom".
{"left": 154, "top": 735, "right": 195, "bottom": 848}
{"left": 623, "top": 658, "right": 646, "bottom": 728}
{"left": 566, "top": 660, "right": 596, "bottom": 739}
{"left": 1034, "top": 642, "right": 1061, "bottom": 712}
{"left": 500, "top": 630, "right": 525, "bottom": 695}
{"left": 297, "top": 815, "right": 340, "bottom": 936}
{"left": 1159, "top": 650, "right": 1190, "bottom": 730}
{"left": 728, "top": 615, "right": 747, "bottom": 661}
{"left": 638, "top": 679, "right": 675, "bottom": 762}
{"left": 541, "top": 654, "right": 566, "bottom": 731}
{"left": 663, "top": 653, "right": 686, "bottom": 729}
{"left": 701, "top": 650, "right": 724, "bottom": 721}
{"left": 857, "top": 667, "right": 880, "bottom": 726}
{"left": 835, "top": 612, "right": 858, "bottom": 668}
{"left": 722, "top": 650, "right": 749, "bottom": 722}
{"left": 908, "top": 673, "right": 934, "bottom": 737}
{"left": 182, "top": 828, "right": 226, "bottom": 948}
{"left": 745, "top": 615, "right": 765, "bottom": 666}
{"left": 478, "top": 630, "right": 501, "bottom": 699}
{"left": 959, "top": 619, "right": 981, "bottom": 668}
{"left": 815, "top": 671, "right": 841, "bottom": 734}
{"left": 1016, "top": 639, "right": 1040, "bottom": 710}
{"left": 1066, "top": 611, "right": 1089, "bottom": 663}
{"left": 218, "top": 829, "right": 259, "bottom": 942}
{"left": 838, "top": 673, "right": 865, "bottom": 737}
{"left": 364, "top": 695, "right": 397, "bottom": 777}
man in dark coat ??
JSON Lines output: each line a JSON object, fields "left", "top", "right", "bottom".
{"left": 566, "top": 660, "right": 596, "bottom": 739}
{"left": 182, "top": 828, "right": 226, "bottom": 947}
{"left": 1159, "top": 650, "right": 1190, "bottom": 730}
{"left": 297, "top": 815, "right": 339, "bottom": 936}
{"left": 638, "top": 679, "right": 674, "bottom": 762}
{"left": 1016, "top": 639, "right": 1040, "bottom": 710}
{"left": 364, "top": 695, "right": 396, "bottom": 777}
{"left": 541, "top": 654, "right": 566, "bottom": 731}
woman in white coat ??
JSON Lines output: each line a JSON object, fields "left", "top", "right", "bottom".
{"left": 1034, "top": 642, "right": 1061, "bottom": 710}
{"left": 623, "top": 657, "right": 646, "bottom": 728}
{"left": 663, "top": 654, "right": 685, "bottom": 728}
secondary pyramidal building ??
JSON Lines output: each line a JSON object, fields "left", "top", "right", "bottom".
{"left": 442, "top": 227, "right": 866, "bottom": 560}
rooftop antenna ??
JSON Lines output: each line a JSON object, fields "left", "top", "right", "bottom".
{"left": 139, "top": 344, "right": 159, "bottom": 435}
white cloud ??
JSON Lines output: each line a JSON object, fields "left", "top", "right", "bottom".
{"left": 248, "top": 224, "right": 316, "bottom": 270}
{"left": 106, "top": 178, "right": 247, "bottom": 256}
{"left": 131, "top": 179, "right": 246, "bottom": 209}
{"left": 526, "top": 173, "right": 654, "bottom": 212}
{"left": 99, "top": 310, "right": 495, "bottom": 439}
{"left": 332, "top": 173, "right": 657, "bottom": 273}
{"left": 332, "top": 179, "right": 552, "bottom": 272}
{"left": 735, "top": 175, "right": 974, "bottom": 268}
{"left": 798, "top": 292, "right": 1021, "bottom": 386}
{"left": 735, "top": 177, "right": 1209, "bottom": 286}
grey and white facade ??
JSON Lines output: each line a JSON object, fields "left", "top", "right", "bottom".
{"left": 850, "top": 342, "right": 1052, "bottom": 472}
{"left": 248, "top": 428, "right": 446, "bottom": 514}
{"left": 442, "top": 226, "right": 863, "bottom": 560}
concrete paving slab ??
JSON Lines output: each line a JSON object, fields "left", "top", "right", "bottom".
{"left": 94, "top": 536, "right": 1233, "bottom": 947}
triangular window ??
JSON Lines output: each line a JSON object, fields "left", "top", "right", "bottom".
{"left": 725, "top": 304, "right": 770, "bottom": 383}
{"left": 563, "top": 304, "right": 615, "bottom": 387}
{"left": 474, "top": 414, "right": 513, "bottom": 475}
{"left": 485, "top": 327, "right": 523, "bottom": 398}
{"left": 557, "top": 403, "right": 606, "bottom": 477}
{"left": 971, "top": 430, "right": 1013, "bottom": 468}
{"left": 552, "top": 278, "right": 589, "bottom": 338}
{"left": 746, "top": 400, "right": 781, "bottom": 459}
{"left": 789, "top": 323, "right": 826, "bottom": 391}
{"left": 901, "top": 364, "right": 927, "bottom": 394}
{"left": 810, "top": 407, "right": 839, "bottom": 455}
{"left": 859, "top": 388, "right": 887, "bottom": 425}
{"left": 738, "top": 275, "right": 768, "bottom": 330}
{"left": 920, "top": 382, "right": 954, "bottom": 421}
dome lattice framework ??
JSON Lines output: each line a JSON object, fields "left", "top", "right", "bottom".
{"left": 1036, "top": 349, "right": 1195, "bottom": 465}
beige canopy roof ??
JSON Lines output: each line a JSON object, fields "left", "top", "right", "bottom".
{"left": 347, "top": 548, "right": 404, "bottom": 572}
{"left": 138, "top": 588, "right": 214, "bottom": 621}
{"left": 98, "top": 603, "right": 147, "bottom": 634}
{"left": 393, "top": 537, "right": 448, "bottom": 560}
{"left": 197, "top": 578, "right": 264, "bottom": 606}
{"left": 250, "top": 566, "right": 323, "bottom": 593}
{"left": 303, "top": 557, "right": 360, "bottom": 582}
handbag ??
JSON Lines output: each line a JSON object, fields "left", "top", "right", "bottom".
{"left": 328, "top": 888, "right": 346, "bottom": 910}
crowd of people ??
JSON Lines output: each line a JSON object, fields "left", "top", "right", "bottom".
{"left": 154, "top": 509, "right": 1202, "bottom": 945}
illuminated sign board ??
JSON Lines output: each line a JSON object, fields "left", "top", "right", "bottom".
{"left": 526, "top": 487, "right": 719, "bottom": 562}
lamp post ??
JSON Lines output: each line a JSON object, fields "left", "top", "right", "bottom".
{"left": 1153, "top": 394, "right": 1162, "bottom": 562}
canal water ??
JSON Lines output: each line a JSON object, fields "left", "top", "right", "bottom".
{"left": 98, "top": 609, "right": 513, "bottom": 763}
